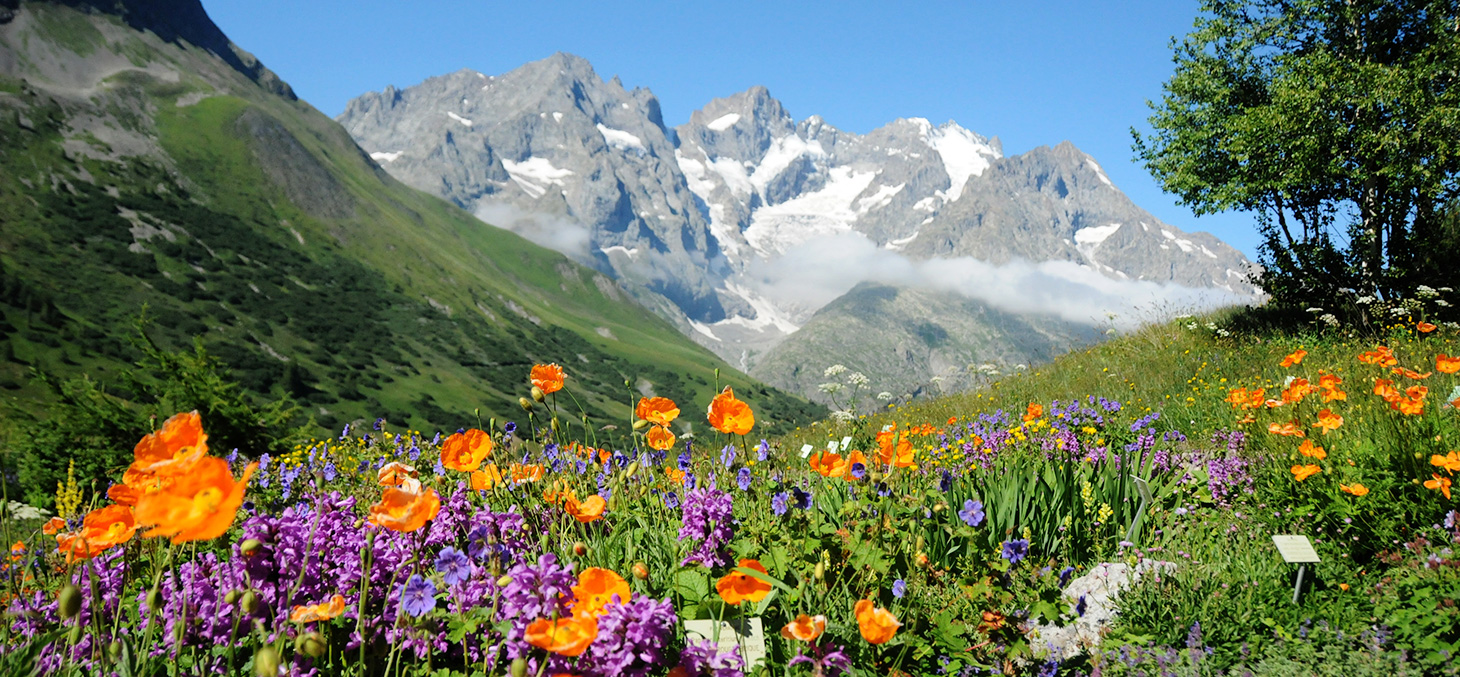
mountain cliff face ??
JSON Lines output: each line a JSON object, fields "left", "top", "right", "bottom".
{"left": 0, "top": 3, "right": 822, "bottom": 434}
{"left": 339, "top": 55, "right": 1259, "bottom": 402}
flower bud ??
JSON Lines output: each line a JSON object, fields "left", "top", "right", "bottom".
{"left": 145, "top": 585, "right": 162, "bottom": 611}
{"left": 531, "top": 386, "right": 546, "bottom": 403}
{"left": 253, "top": 646, "right": 280, "bottom": 677}
{"left": 239, "top": 539, "right": 264, "bottom": 557}
{"left": 632, "top": 419, "right": 650, "bottom": 431}
{"left": 107, "top": 640, "right": 123, "bottom": 662}
{"left": 68, "top": 623, "right": 82, "bottom": 646}
{"left": 914, "top": 536, "right": 925, "bottom": 552}
{"left": 572, "top": 541, "right": 588, "bottom": 557}
{"left": 297, "top": 631, "right": 326, "bottom": 658}
{"left": 58, "top": 583, "right": 82, "bottom": 620}
{"left": 632, "top": 562, "right": 649, "bottom": 580}
{"left": 518, "top": 398, "right": 534, "bottom": 412}
{"left": 510, "top": 657, "right": 530, "bottom": 677}
{"left": 915, "top": 551, "right": 930, "bottom": 568}
{"left": 240, "top": 590, "right": 259, "bottom": 614}
{"left": 550, "top": 417, "right": 560, "bottom": 433}
{"left": 933, "top": 502, "right": 948, "bottom": 513}
{"left": 223, "top": 589, "right": 240, "bottom": 606}
{"left": 496, "top": 574, "right": 514, "bottom": 589}
{"left": 813, "top": 560, "right": 825, "bottom": 581}
{"left": 626, "top": 461, "right": 640, "bottom": 477}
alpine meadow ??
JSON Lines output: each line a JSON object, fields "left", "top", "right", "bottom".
{"left": 0, "top": 1, "right": 1457, "bottom": 676}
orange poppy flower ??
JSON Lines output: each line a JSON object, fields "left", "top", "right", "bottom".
{"left": 1392, "top": 366, "right": 1433, "bottom": 380}
{"left": 377, "top": 462, "right": 420, "bottom": 488}
{"left": 1314, "top": 409, "right": 1343, "bottom": 434}
{"left": 564, "top": 494, "right": 607, "bottom": 523}
{"left": 1373, "top": 378, "right": 1401, "bottom": 402}
{"left": 707, "top": 387, "right": 755, "bottom": 435}
{"left": 524, "top": 616, "right": 597, "bottom": 656}
{"left": 1317, "top": 374, "right": 1347, "bottom": 402}
{"left": 1339, "top": 483, "right": 1369, "bottom": 496}
{"left": 664, "top": 467, "right": 686, "bottom": 485}
{"left": 1291, "top": 464, "right": 1321, "bottom": 482}
{"left": 1280, "top": 349, "right": 1307, "bottom": 367}
{"left": 440, "top": 429, "right": 493, "bottom": 472}
{"left": 875, "top": 431, "right": 914, "bottom": 467}
{"left": 509, "top": 463, "right": 544, "bottom": 484}
{"left": 470, "top": 464, "right": 503, "bottom": 491}
{"left": 1418, "top": 321, "right": 1438, "bottom": 333}
{"left": 1268, "top": 420, "right": 1305, "bottom": 437}
{"left": 1358, "top": 346, "right": 1397, "bottom": 366}
{"left": 977, "top": 610, "right": 1006, "bottom": 633}
{"left": 131, "top": 411, "right": 209, "bottom": 473}
{"left": 530, "top": 363, "right": 566, "bottom": 394}
{"left": 41, "top": 517, "right": 66, "bottom": 536}
{"left": 1246, "top": 389, "right": 1267, "bottom": 409}
{"left": 716, "top": 559, "right": 773, "bottom": 606}
{"left": 367, "top": 487, "right": 440, "bottom": 533}
{"left": 1298, "top": 439, "right": 1327, "bottom": 460}
{"left": 843, "top": 450, "right": 869, "bottom": 480}
{"left": 1023, "top": 403, "right": 1043, "bottom": 423}
{"left": 570, "top": 568, "right": 630, "bottom": 617}
{"left": 1406, "top": 385, "right": 1429, "bottom": 401}
{"left": 1281, "top": 378, "right": 1311, "bottom": 404}
{"left": 543, "top": 480, "right": 576, "bottom": 505}
{"left": 809, "top": 452, "right": 848, "bottom": 478}
{"left": 635, "top": 397, "right": 680, "bottom": 427}
{"left": 854, "top": 599, "right": 901, "bottom": 644}
{"left": 645, "top": 425, "right": 676, "bottom": 451}
{"left": 780, "top": 614, "right": 826, "bottom": 642}
{"left": 290, "top": 594, "right": 346, "bottom": 623}
{"left": 1432, "top": 451, "right": 1460, "bottom": 473}
{"left": 134, "top": 458, "right": 257, "bottom": 544}
{"left": 1225, "top": 387, "right": 1250, "bottom": 409}
{"left": 1395, "top": 397, "right": 1426, "bottom": 415}
{"left": 947, "top": 417, "right": 958, "bottom": 426}
{"left": 57, "top": 504, "right": 139, "bottom": 562}
{"left": 1425, "top": 473, "right": 1453, "bottom": 499}
{"left": 1438, "top": 354, "right": 1460, "bottom": 374}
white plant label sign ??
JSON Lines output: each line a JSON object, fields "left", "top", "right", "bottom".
{"left": 1272, "top": 535, "right": 1321, "bottom": 563}
{"left": 683, "top": 618, "right": 766, "bottom": 668}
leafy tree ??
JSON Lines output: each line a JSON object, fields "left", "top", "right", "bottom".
{"left": 5, "top": 320, "right": 307, "bottom": 508}
{"left": 1134, "top": 0, "right": 1460, "bottom": 307}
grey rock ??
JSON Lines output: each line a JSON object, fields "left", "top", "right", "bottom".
{"left": 1031, "top": 560, "right": 1178, "bottom": 662}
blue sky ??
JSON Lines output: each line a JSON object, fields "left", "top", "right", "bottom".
{"left": 201, "top": 0, "right": 1262, "bottom": 259}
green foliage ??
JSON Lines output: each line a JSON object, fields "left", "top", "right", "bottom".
{"left": 1134, "top": 0, "right": 1460, "bottom": 308}
{"left": 7, "top": 322, "right": 307, "bottom": 507}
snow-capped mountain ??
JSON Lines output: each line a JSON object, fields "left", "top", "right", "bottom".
{"left": 338, "top": 54, "right": 1257, "bottom": 394}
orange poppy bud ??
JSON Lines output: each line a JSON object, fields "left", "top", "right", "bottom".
{"left": 631, "top": 562, "right": 649, "bottom": 580}
{"left": 530, "top": 364, "right": 565, "bottom": 395}
{"left": 570, "top": 567, "right": 630, "bottom": 617}
{"left": 440, "top": 429, "right": 493, "bottom": 472}
{"left": 780, "top": 614, "right": 826, "bottom": 642}
{"left": 367, "top": 487, "right": 440, "bottom": 533}
{"left": 289, "top": 594, "right": 347, "bottom": 623}
{"left": 524, "top": 616, "right": 597, "bottom": 656}
{"left": 706, "top": 387, "right": 755, "bottom": 435}
{"left": 854, "top": 599, "right": 901, "bottom": 644}
{"left": 716, "top": 559, "right": 772, "bottom": 606}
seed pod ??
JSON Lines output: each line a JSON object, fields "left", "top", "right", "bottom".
{"left": 572, "top": 541, "right": 588, "bottom": 557}
{"left": 223, "top": 590, "right": 240, "bottom": 606}
{"left": 58, "top": 584, "right": 82, "bottom": 620}
{"left": 632, "top": 562, "right": 649, "bottom": 580}
{"left": 253, "top": 647, "right": 281, "bottom": 677}
{"left": 298, "top": 631, "right": 326, "bottom": 658}
{"left": 531, "top": 386, "right": 546, "bottom": 403}
{"left": 626, "top": 461, "right": 640, "bottom": 477}
{"left": 239, "top": 539, "right": 264, "bottom": 556}
{"left": 518, "top": 397, "right": 534, "bottom": 412}
{"left": 631, "top": 419, "right": 650, "bottom": 431}
{"left": 510, "top": 657, "right": 529, "bottom": 677}
{"left": 240, "top": 590, "right": 259, "bottom": 614}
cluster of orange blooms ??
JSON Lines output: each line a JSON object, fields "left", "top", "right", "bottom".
{"left": 1429, "top": 450, "right": 1460, "bottom": 500}
{"left": 46, "top": 412, "right": 258, "bottom": 563}
{"left": 633, "top": 385, "right": 756, "bottom": 452}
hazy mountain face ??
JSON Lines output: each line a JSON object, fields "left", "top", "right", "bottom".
{"left": 339, "top": 54, "right": 1259, "bottom": 400}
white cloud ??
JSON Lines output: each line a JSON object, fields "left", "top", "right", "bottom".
{"left": 473, "top": 203, "right": 593, "bottom": 261}
{"left": 744, "top": 233, "right": 1250, "bottom": 328}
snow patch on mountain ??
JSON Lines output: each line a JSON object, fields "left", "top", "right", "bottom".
{"left": 924, "top": 123, "right": 999, "bottom": 201}
{"left": 751, "top": 136, "right": 826, "bottom": 197}
{"left": 501, "top": 157, "right": 573, "bottom": 199}
{"left": 597, "top": 124, "right": 645, "bottom": 152}
{"left": 706, "top": 113, "right": 741, "bottom": 132}
{"left": 1086, "top": 158, "right": 1113, "bottom": 187}
{"left": 446, "top": 111, "right": 473, "bottom": 126}
{"left": 743, "top": 166, "right": 877, "bottom": 256}
{"left": 370, "top": 151, "right": 403, "bottom": 163}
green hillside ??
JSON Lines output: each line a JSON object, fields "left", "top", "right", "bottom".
{"left": 0, "top": 3, "right": 821, "bottom": 446}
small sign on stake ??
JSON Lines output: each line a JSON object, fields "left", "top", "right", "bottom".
{"left": 826, "top": 440, "right": 840, "bottom": 454}
{"left": 799, "top": 444, "right": 814, "bottom": 458}
{"left": 1272, "top": 535, "right": 1320, "bottom": 604}
{"left": 683, "top": 618, "right": 767, "bottom": 669}
{"left": 840, "top": 436, "right": 853, "bottom": 450}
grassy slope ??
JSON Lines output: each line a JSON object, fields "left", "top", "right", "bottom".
{"left": 0, "top": 4, "right": 822, "bottom": 444}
